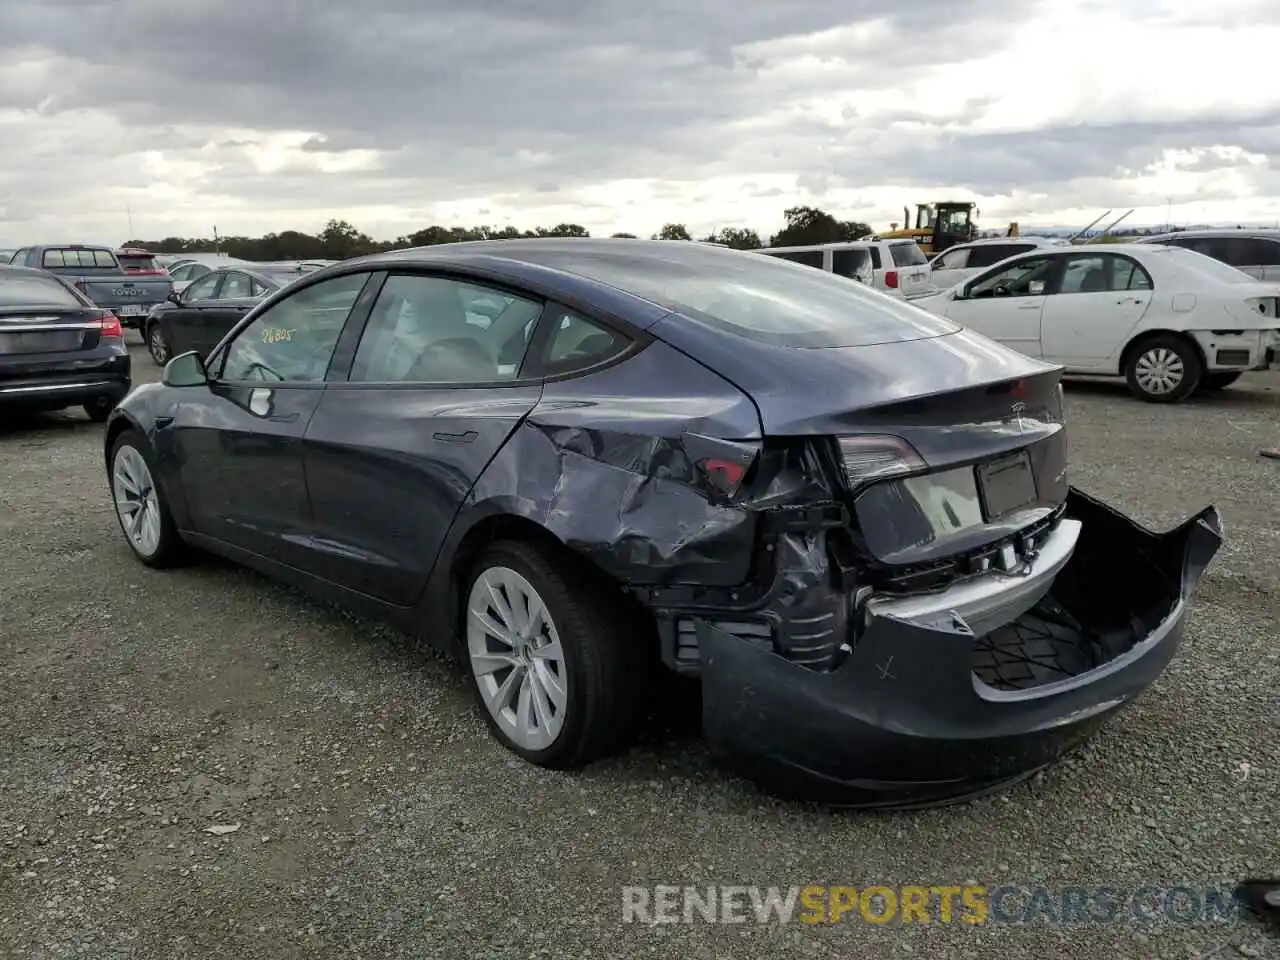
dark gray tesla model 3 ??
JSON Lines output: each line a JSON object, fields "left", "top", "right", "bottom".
{"left": 103, "top": 238, "right": 1222, "bottom": 807}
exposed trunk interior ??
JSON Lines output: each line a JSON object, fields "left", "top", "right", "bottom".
{"left": 971, "top": 492, "right": 1191, "bottom": 692}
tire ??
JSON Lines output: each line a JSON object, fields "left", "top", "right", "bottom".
{"left": 83, "top": 400, "right": 113, "bottom": 423}
{"left": 1201, "top": 372, "right": 1242, "bottom": 391}
{"left": 108, "top": 429, "right": 187, "bottom": 567}
{"left": 461, "top": 540, "right": 649, "bottom": 769}
{"left": 146, "top": 321, "right": 170, "bottom": 366}
{"left": 1124, "top": 334, "right": 1202, "bottom": 403}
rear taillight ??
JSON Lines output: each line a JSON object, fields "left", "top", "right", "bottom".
{"left": 98, "top": 313, "right": 123, "bottom": 339}
{"left": 883, "top": 270, "right": 899, "bottom": 289}
{"left": 836, "top": 435, "right": 926, "bottom": 489}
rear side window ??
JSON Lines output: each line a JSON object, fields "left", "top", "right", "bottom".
{"left": 0, "top": 273, "right": 86, "bottom": 307}
{"left": 119, "top": 254, "right": 161, "bottom": 272}
{"left": 765, "top": 249, "right": 824, "bottom": 269}
{"left": 931, "top": 248, "right": 969, "bottom": 270}
{"left": 1109, "top": 256, "right": 1153, "bottom": 291}
{"left": 42, "top": 248, "right": 117, "bottom": 269}
{"left": 1247, "top": 238, "right": 1280, "bottom": 266}
{"left": 890, "top": 242, "right": 928, "bottom": 267}
{"left": 544, "top": 312, "right": 626, "bottom": 367}
{"left": 219, "top": 272, "right": 253, "bottom": 299}
{"left": 966, "top": 244, "right": 1031, "bottom": 269}
{"left": 832, "top": 249, "right": 872, "bottom": 279}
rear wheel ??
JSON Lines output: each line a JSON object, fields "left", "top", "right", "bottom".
{"left": 1201, "top": 372, "right": 1242, "bottom": 391}
{"left": 146, "top": 322, "right": 170, "bottom": 366}
{"left": 1124, "top": 335, "right": 1201, "bottom": 403}
{"left": 462, "top": 541, "right": 648, "bottom": 768}
{"left": 83, "top": 396, "right": 114, "bottom": 422}
{"left": 109, "top": 430, "right": 186, "bottom": 567}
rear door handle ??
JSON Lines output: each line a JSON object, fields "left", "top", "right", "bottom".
{"left": 1017, "top": 304, "right": 1041, "bottom": 310}
{"left": 155, "top": 416, "right": 174, "bottom": 429}
{"left": 433, "top": 430, "right": 478, "bottom": 443}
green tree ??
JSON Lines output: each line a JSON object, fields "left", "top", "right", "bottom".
{"left": 703, "top": 227, "right": 764, "bottom": 250}
{"left": 770, "top": 206, "right": 872, "bottom": 247}
{"left": 654, "top": 223, "right": 692, "bottom": 241}
{"left": 610, "top": 232, "right": 638, "bottom": 239}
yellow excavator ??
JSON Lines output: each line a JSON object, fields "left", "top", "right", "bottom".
{"left": 880, "top": 202, "right": 1019, "bottom": 255}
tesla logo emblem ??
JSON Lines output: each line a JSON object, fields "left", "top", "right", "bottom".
{"left": 1010, "top": 401, "right": 1027, "bottom": 433}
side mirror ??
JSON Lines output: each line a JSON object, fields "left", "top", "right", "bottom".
{"left": 162, "top": 351, "right": 208, "bottom": 387}
{"left": 166, "top": 290, "right": 182, "bottom": 306}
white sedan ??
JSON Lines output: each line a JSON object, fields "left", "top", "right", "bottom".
{"left": 911, "top": 243, "right": 1280, "bottom": 402}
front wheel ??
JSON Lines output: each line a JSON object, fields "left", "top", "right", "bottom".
{"left": 108, "top": 430, "right": 187, "bottom": 567}
{"left": 462, "top": 541, "right": 648, "bottom": 769}
{"left": 146, "top": 322, "right": 170, "bottom": 366}
{"left": 1124, "top": 335, "right": 1202, "bottom": 403}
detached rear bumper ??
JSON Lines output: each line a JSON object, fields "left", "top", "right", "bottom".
{"left": 697, "top": 488, "right": 1222, "bottom": 808}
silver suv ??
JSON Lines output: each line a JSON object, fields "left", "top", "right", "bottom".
{"left": 1137, "top": 230, "right": 1280, "bottom": 281}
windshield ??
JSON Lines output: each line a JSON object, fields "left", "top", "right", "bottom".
{"left": 118, "top": 254, "right": 163, "bottom": 273}
{"left": 1163, "top": 246, "right": 1258, "bottom": 284}
{"left": 511, "top": 244, "right": 961, "bottom": 348}
{"left": 0, "top": 273, "right": 85, "bottom": 307}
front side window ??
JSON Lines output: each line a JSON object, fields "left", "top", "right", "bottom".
{"left": 182, "top": 274, "right": 220, "bottom": 302}
{"left": 966, "top": 244, "right": 1033, "bottom": 269}
{"left": 1057, "top": 256, "right": 1111, "bottom": 294}
{"left": 219, "top": 272, "right": 370, "bottom": 382}
{"left": 766, "top": 250, "right": 824, "bottom": 269}
{"left": 931, "top": 248, "right": 969, "bottom": 271}
{"left": 967, "top": 256, "right": 1056, "bottom": 299}
{"left": 349, "top": 274, "right": 543, "bottom": 383}
{"left": 1248, "top": 238, "right": 1280, "bottom": 266}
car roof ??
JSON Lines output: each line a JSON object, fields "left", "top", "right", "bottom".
{"left": 1139, "top": 229, "right": 1280, "bottom": 241}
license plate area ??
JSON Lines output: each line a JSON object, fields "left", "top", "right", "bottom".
{"left": 0, "top": 331, "right": 85, "bottom": 354}
{"left": 117, "top": 304, "right": 149, "bottom": 317}
{"left": 976, "top": 451, "right": 1038, "bottom": 521}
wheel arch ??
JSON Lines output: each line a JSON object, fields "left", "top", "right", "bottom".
{"left": 1118, "top": 328, "right": 1207, "bottom": 377}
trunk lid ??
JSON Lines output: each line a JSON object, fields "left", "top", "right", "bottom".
{"left": 76, "top": 277, "right": 173, "bottom": 318}
{"left": 0, "top": 307, "right": 111, "bottom": 359}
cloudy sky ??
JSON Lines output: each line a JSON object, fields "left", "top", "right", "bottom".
{"left": 2, "top": 0, "right": 1279, "bottom": 244}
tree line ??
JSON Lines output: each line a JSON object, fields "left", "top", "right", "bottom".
{"left": 125, "top": 206, "right": 875, "bottom": 261}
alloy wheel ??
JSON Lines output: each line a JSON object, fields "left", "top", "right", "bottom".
{"left": 466, "top": 565, "right": 568, "bottom": 751}
{"left": 113, "top": 445, "right": 162, "bottom": 558}
{"left": 148, "top": 325, "right": 169, "bottom": 365}
{"left": 1133, "top": 347, "right": 1184, "bottom": 396}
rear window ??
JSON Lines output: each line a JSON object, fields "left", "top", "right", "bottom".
{"left": 118, "top": 253, "right": 162, "bottom": 272}
{"left": 42, "top": 248, "right": 117, "bottom": 269}
{"left": 515, "top": 245, "right": 961, "bottom": 348}
{"left": 0, "top": 273, "right": 86, "bottom": 307}
{"left": 1164, "top": 246, "right": 1257, "bottom": 284}
{"left": 890, "top": 242, "right": 929, "bottom": 267}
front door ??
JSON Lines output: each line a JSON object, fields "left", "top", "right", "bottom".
{"left": 944, "top": 254, "right": 1060, "bottom": 358}
{"left": 165, "top": 270, "right": 375, "bottom": 566}
{"left": 1039, "top": 253, "right": 1153, "bottom": 370}
{"left": 302, "top": 272, "right": 548, "bottom": 605}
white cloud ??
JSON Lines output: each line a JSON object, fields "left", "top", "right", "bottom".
{"left": 0, "top": 0, "right": 1276, "bottom": 245}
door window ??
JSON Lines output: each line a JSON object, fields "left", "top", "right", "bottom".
{"left": 1057, "top": 256, "right": 1111, "bottom": 294}
{"left": 218, "top": 272, "right": 370, "bottom": 382}
{"left": 1247, "top": 238, "right": 1280, "bottom": 266}
{"left": 182, "top": 274, "right": 220, "bottom": 302}
{"left": 931, "top": 248, "right": 970, "bottom": 270}
{"left": 219, "top": 271, "right": 253, "bottom": 299}
{"left": 832, "top": 249, "right": 873, "bottom": 281}
{"left": 250, "top": 276, "right": 274, "bottom": 297}
{"left": 890, "top": 242, "right": 928, "bottom": 267}
{"left": 1109, "top": 256, "right": 1153, "bottom": 291}
{"left": 966, "top": 244, "right": 1032, "bottom": 269}
{"left": 967, "top": 256, "right": 1055, "bottom": 299}
{"left": 348, "top": 274, "right": 543, "bottom": 383}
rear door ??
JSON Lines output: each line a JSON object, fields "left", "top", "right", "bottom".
{"left": 943, "top": 254, "right": 1060, "bottom": 358}
{"left": 888, "top": 240, "right": 932, "bottom": 297}
{"left": 164, "top": 270, "right": 376, "bottom": 566}
{"left": 301, "top": 271, "right": 549, "bottom": 604}
{"left": 1039, "top": 253, "right": 1153, "bottom": 370}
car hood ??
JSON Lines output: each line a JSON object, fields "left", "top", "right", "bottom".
{"left": 650, "top": 315, "right": 1059, "bottom": 436}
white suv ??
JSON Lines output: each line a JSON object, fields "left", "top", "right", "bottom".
{"left": 929, "top": 236, "right": 1066, "bottom": 290}
{"left": 757, "top": 239, "right": 934, "bottom": 298}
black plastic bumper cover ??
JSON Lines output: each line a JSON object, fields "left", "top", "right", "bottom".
{"left": 698, "top": 487, "right": 1223, "bottom": 808}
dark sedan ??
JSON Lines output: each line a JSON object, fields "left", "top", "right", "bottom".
{"left": 0, "top": 265, "right": 131, "bottom": 421}
{"left": 102, "top": 239, "right": 1221, "bottom": 807}
{"left": 143, "top": 264, "right": 311, "bottom": 365}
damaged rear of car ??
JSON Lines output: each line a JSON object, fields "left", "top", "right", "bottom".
{"left": 433, "top": 240, "right": 1222, "bottom": 807}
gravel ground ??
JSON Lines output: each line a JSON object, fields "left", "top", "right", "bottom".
{"left": 1, "top": 339, "right": 1277, "bottom": 959}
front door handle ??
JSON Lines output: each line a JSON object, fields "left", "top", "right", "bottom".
{"left": 268, "top": 412, "right": 299, "bottom": 423}
{"left": 155, "top": 416, "right": 174, "bottom": 429}
{"left": 433, "top": 430, "right": 478, "bottom": 443}
{"left": 1017, "top": 304, "right": 1041, "bottom": 310}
